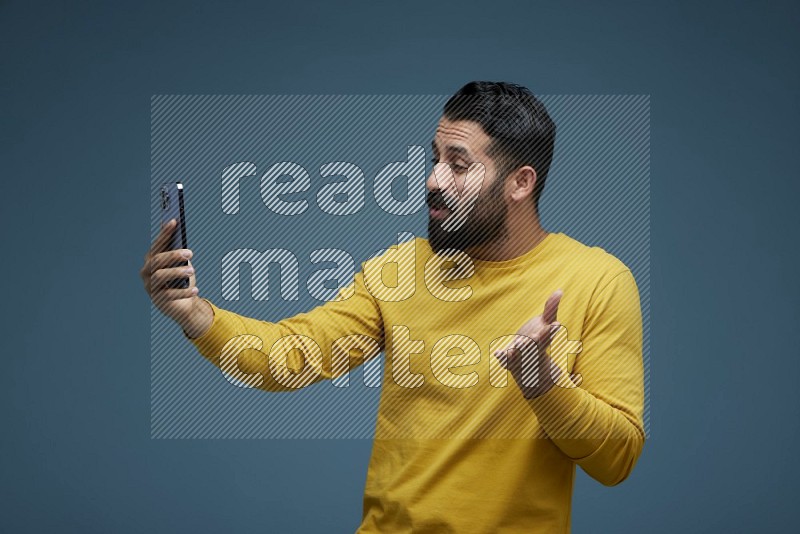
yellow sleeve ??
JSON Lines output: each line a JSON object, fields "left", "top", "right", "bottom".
{"left": 187, "top": 265, "right": 384, "bottom": 393}
{"left": 526, "top": 269, "right": 646, "bottom": 486}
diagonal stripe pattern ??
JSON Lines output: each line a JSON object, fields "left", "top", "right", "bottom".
{"left": 150, "top": 95, "right": 649, "bottom": 440}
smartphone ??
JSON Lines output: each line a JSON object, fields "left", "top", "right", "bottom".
{"left": 159, "top": 182, "right": 189, "bottom": 289}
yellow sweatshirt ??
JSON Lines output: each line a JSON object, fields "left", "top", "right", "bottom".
{"left": 189, "top": 232, "right": 646, "bottom": 533}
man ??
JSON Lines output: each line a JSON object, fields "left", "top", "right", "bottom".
{"left": 141, "top": 81, "right": 646, "bottom": 533}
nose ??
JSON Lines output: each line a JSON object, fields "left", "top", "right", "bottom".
{"left": 425, "top": 165, "right": 439, "bottom": 193}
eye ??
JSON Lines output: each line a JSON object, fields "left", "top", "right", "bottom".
{"left": 430, "top": 158, "right": 468, "bottom": 174}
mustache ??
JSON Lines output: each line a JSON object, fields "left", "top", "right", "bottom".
{"left": 427, "top": 191, "right": 453, "bottom": 210}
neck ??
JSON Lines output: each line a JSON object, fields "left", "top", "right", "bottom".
{"left": 466, "top": 209, "right": 548, "bottom": 262}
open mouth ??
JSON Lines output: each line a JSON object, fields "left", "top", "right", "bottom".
{"left": 428, "top": 206, "right": 450, "bottom": 219}
{"left": 427, "top": 192, "right": 451, "bottom": 219}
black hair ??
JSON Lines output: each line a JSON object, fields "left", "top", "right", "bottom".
{"left": 443, "top": 81, "right": 556, "bottom": 210}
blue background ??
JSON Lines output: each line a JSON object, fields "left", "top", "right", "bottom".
{"left": 2, "top": 0, "right": 797, "bottom": 532}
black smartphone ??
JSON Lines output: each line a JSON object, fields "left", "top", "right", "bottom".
{"left": 159, "top": 182, "right": 189, "bottom": 289}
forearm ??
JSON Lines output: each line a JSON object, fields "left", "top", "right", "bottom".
{"left": 184, "top": 286, "right": 385, "bottom": 394}
{"left": 527, "top": 269, "right": 646, "bottom": 486}
{"left": 527, "top": 384, "right": 645, "bottom": 486}
{"left": 180, "top": 297, "right": 215, "bottom": 339}
{"left": 185, "top": 299, "right": 313, "bottom": 393}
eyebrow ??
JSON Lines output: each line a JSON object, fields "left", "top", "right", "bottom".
{"left": 431, "top": 140, "right": 472, "bottom": 160}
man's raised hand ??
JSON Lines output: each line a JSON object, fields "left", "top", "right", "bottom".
{"left": 140, "top": 219, "right": 212, "bottom": 338}
{"left": 493, "top": 290, "right": 564, "bottom": 399}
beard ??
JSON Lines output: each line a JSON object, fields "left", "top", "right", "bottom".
{"left": 427, "top": 178, "right": 509, "bottom": 254}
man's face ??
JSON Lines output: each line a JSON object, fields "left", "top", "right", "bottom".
{"left": 426, "top": 117, "right": 509, "bottom": 254}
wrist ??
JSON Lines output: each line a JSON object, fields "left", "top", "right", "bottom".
{"left": 180, "top": 297, "right": 214, "bottom": 339}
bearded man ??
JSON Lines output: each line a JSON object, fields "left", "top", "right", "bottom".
{"left": 142, "top": 81, "right": 646, "bottom": 533}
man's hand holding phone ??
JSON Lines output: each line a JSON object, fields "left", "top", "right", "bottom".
{"left": 140, "top": 219, "right": 213, "bottom": 339}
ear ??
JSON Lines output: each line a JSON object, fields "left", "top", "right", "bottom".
{"left": 509, "top": 166, "right": 537, "bottom": 202}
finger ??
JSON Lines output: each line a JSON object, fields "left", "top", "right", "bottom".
{"left": 541, "top": 322, "right": 561, "bottom": 349}
{"left": 494, "top": 342, "right": 543, "bottom": 388}
{"left": 149, "top": 219, "right": 177, "bottom": 256}
{"left": 494, "top": 345, "right": 522, "bottom": 374}
{"left": 542, "top": 289, "right": 563, "bottom": 325}
{"left": 150, "top": 265, "right": 195, "bottom": 289}
{"left": 186, "top": 259, "right": 198, "bottom": 288}
{"left": 152, "top": 286, "right": 199, "bottom": 305}
{"left": 493, "top": 336, "right": 534, "bottom": 359}
{"left": 150, "top": 249, "right": 193, "bottom": 271}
